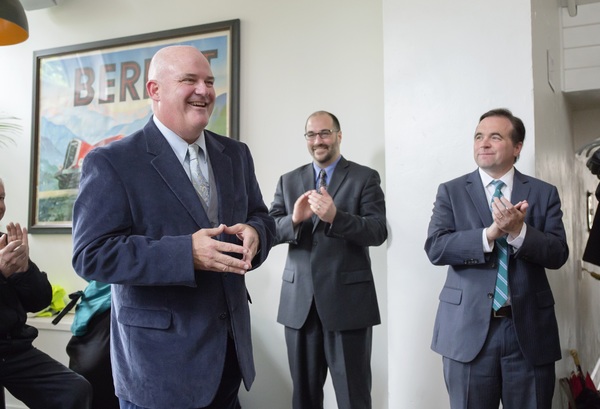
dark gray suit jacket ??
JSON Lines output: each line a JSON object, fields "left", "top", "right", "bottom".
{"left": 72, "top": 119, "right": 275, "bottom": 408}
{"left": 425, "top": 169, "right": 568, "bottom": 366}
{"left": 270, "top": 156, "right": 387, "bottom": 331}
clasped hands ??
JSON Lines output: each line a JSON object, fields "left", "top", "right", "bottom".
{"left": 291, "top": 187, "right": 336, "bottom": 226}
{"left": 487, "top": 196, "right": 528, "bottom": 242}
{"left": 0, "top": 222, "right": 30, "bottom": 278}
{"left": 191, "top": 223, "right": 259, "bottom": 275}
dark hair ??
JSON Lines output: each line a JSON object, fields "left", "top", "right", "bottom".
{"left": 479, "top": 108, "right": 525, "bottom": 146}
{"left": 306, "top": 111, "right": 341, "bottom": 132}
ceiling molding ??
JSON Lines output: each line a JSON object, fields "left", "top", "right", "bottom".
{"left": 560, "top": 0, "right": 600, "bottom": 16}
{"left": 19, "top": 0, "right": 58, "bottom": 11}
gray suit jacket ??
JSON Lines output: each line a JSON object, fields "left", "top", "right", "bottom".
{"left": 72, "top": 119, "right": 275, "bottom": 408}
{"left": 269, "top": 157, "right": 387, "bottom": 331}
{"left": 425, "top": 169, "right": 568, "bottom": 366}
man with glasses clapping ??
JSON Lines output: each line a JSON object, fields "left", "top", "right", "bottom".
{"left": 269, "top": 111, "right": 387, "bottom": 409}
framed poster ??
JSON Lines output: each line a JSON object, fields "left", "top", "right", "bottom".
{"left": 28, "top": 20, "right": 240, "bottom": 233}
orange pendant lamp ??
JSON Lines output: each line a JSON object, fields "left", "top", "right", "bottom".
{"left": 0, "top": 0, "right": 29, "bottom": 45}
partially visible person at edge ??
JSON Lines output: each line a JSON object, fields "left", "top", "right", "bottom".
{"left": 269, "top": 111, "right": 387, "bottom": 409}
{"left": 72, "top": 45, "right": 275, "bottom": 409}
{"left": 425, "top": 108, "right": 569, "bottom": 409}
{"left": 0, "top": 178, "right": 92, "bottom": 409}
{"left": 67, "top": 281, "right": 118, "bottom": 409}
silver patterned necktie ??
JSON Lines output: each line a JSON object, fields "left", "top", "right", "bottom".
{"left": 188, "top": 144, "right": 210, "bottom": 205}
{"left": 490, "top": 180, "right": 508, "bottom": 311}
{"left": 317, "top": 169, "right": 327, "bottom": 193}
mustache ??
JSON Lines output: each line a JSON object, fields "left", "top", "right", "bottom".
{"left": 312, "top": 144, "right": 329, "bottom": 150}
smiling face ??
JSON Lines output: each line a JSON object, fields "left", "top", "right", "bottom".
{"left": 305, "top": 112, "right": 342, "bottom": 167}
{"left": 147, "top": 46, "right": 216, "bottom": 143}
{"left": 473, "top": 115, "right": 522, "bottom": 179}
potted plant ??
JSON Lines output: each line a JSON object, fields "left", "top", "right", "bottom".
{"left": 0, "top": 113, "right": 21, "bottom": 147}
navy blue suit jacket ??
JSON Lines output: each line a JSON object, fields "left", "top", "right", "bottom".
{"left": 425, "top": 169, "right": 568, "bottom": 366}
{"left": 72, "top": 119, "right": 275, "bottom": 408}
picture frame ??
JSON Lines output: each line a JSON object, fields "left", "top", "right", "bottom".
{"left": 28, "top": 19, "right": 240, "bottom": 233}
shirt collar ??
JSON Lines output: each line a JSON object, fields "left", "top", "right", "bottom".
{"left": 313, "top": 156, "right": 342, "bottom": 183}
{"left": 478, "top": 167, "right": 515, "bottom": 192}
{"left": 153, "top": 115, "right": 207, "bottom": 165}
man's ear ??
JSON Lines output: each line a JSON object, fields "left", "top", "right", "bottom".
{"left": 147, "top": 80, "right": 159, "bottom": 101}
{"left": 513, "top": 142, "right": 523, "bottom": 162}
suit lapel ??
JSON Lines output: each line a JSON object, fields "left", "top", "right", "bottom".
{"left": 325, "top": 156, "right": 349, "bottom": 199}
{"left": 465, "top": 169, "right": 493, "bottom": 226}
{"left": 311, "top": 156, "right": 349, "bottom": 233}
{"left": 464, "top": 168, "right": 531, "bottom": 228}
{"left": 511, "top": 169, "right": 531, "bottom": 204}
{"left": 205, "top": 132, "right": 234, "bottom": 225}
{"left": 145, "top": 121, "right": 211, "bottom": 228}
{"left": 300, "top": 165, "right": 314, "bottom": 192}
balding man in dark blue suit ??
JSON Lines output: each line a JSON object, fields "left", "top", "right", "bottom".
{"left": 72, "top": 45, "right": 275, "bottom": 409}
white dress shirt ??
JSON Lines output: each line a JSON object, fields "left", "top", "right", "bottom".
{"left": 479, "top": 167, "right": 527, "bottom": 253}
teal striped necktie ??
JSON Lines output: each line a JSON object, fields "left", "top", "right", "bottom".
{"left": 490, "top": 180, "right": 508, "bottom": 311}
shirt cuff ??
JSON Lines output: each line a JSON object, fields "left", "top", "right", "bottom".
{"left": 507, "top": 223, "right": 527, "bottom": 249}
{"left": 483, "top": 228, "right": 493, "bottom": 252}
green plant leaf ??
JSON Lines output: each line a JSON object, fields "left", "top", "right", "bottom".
{"left": 0, "top": 114, "right": 21, "bottom": 147}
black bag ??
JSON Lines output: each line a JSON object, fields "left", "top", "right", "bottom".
{"left": 583, "top": 183, "right": 600, "bottom": 267}
{"left": 587, "top": 150, "right": 600, "bottom": 177}
{"left": 66, "top": 309, "right": 119, "bottom": 409}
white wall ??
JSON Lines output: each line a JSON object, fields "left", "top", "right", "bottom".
{"left": 0, "top": 1, "right": 386, "bottom": 408}
{"left": 532, "top": 2, "right": 579, "bottom": 408}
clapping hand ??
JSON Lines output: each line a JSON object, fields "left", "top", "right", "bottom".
{"left": 0, "top": 222, "right": 29, "bottom": 278}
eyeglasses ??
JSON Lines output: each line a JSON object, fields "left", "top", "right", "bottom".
{"left": 304, "top": 129, "right": 338, "bottom": 140}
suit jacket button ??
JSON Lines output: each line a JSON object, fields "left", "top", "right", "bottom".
{"left": 219, "top": 312, "right": 228, "bottom": 320}
{"left": 487, "top": 293, "right": 493, "bottom": 299}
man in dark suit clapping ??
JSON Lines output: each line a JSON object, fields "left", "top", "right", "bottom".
{"left": 0, "top": 178, "right": 91, "bottom": 409}
{"left": 270, "top": 111, "right": 387, "bottom": 409}
{"left": 425, "top": 108, "right": 569, "bottom": 409}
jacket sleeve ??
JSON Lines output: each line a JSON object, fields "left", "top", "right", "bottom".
{"left": 72, "top": 148, "right": 198, "bottom": 287}
{"left": 325, "top": 169, "right": 387, "bottom": 247}
{"left": 269, "top": 175, "right": 300, "bottom": 246}
{"left": 424, "top": 182, "right": 489, "bottom": 267}
{"left": 513, "top": 185, "right": 569, "bottom": 270}
{"left": 8, "top": 260, "right": 53, "bottom": 313}
{"left": 238, "top": 142, "right": 276, "bottom": 268}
